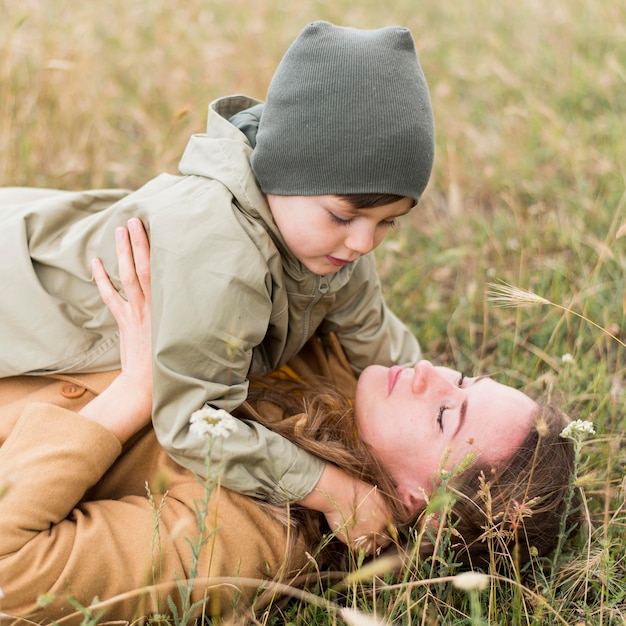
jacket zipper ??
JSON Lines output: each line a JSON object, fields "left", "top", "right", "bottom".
{"left": 299, "top": 275, "right": 330, "bottom": 350}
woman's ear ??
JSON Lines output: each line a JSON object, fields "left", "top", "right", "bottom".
{"left": 396, "top": 484, "right": 428, "bottom": 514}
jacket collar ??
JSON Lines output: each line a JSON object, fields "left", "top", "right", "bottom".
{"left": 178, "top": 95, "right": 358, "bottom": 288}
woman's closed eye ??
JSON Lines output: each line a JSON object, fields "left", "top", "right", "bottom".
{"left": 433, "top": 373, "right": 468, "bottom": 431}
{"left": 437, "top": 405, "right": 448, "bottom": 432}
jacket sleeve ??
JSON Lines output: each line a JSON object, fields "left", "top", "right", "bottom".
{"left": 321, "top": 253, "right": 422, "bottom": 373}
{"left": 148, "top": 195, "right": 325, "bottom": 504}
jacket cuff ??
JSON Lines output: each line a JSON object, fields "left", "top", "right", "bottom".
{"left": 266, "top": 451, "right": 326, "bottom": 505}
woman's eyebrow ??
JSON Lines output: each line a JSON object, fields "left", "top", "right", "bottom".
{"left": 473, "top": 374, "right": 492, "bottom": 383}
{"left": 451, "top": 377, "right": 487, "bottom": 439}
{"left": 452, "top": 400, "right": 467, "bottom": 440}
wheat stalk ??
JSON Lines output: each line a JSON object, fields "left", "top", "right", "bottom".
{"left": 487, "top": 282, "right": 626, "bottom": 350}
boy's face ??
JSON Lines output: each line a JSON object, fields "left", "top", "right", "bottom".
{"left": 266, "top": 194, "right": 413, "bottom": 275}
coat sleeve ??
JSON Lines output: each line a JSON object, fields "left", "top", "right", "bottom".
{"left": 148, "top": 193, "right": 325, "bottom": 504}
{"left": 321, "top": 253, "right": 422, "bottom": 373}
{"left": 0, "top": 404, "right": 131, "bottom": 618}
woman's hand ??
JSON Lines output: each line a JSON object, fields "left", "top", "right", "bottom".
{"left": 298, "top": 464, "right": 393, "bottom": 554}
{"left": 92, "top": 218, "right": 152, "bottom": 399}
{"left": 80, "top": 218, "right": 153, "bottom": 442}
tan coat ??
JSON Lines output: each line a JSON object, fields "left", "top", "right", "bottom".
{"left": 0, "top": 368, "right": 325, "bottom": 625}
{"left": 0, "top": 335, "right": 357, "bottom": 624}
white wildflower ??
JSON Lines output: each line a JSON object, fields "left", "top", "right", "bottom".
{"left": 452, "top": 571, "right": 490, "bottom": 592}
{"left": 338, "top": 607, "right": 389, "bottom": 626}
{"left": 189, "top": 407, "right": 238, "bottom": 440}
{"left": 561, "top": 353, "right": 575, "bottom": 364}
{"left": 560, "top": 419, "right": 595, "bottom": 439}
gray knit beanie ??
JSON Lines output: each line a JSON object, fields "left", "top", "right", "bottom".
{"left": 250, "top": 21, "right": 435, "bottom": 203}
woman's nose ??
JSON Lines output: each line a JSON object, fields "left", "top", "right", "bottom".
{"left": 411, "top": 360, "right": 455, "bottom": 395}
{"left": 411, "top": 360, "right": 437, "bottom": 393}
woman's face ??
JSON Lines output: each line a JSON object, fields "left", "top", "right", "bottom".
{"left": 355, "top": 360, "right": 537, "bottom": 512}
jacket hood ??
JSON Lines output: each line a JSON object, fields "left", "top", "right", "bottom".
{"left": 178, "top": 96, "right": 267, "bottom": 217}
{"left": 177, "top": 95, "right": 299, "bottom": 267}
{"left": 177, "top": 95, "right": 359, "bottom": 287}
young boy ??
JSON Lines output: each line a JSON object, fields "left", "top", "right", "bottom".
{"left": 0, "top": 22, "right": 434, "bottom": 545}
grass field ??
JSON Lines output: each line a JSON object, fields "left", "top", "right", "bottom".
{"left": 2, "top": 0, "right": 625, "bottom": 623}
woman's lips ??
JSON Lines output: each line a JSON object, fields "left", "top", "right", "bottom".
{"left": 387, "top": 366, "right": 403, "bottom": 395}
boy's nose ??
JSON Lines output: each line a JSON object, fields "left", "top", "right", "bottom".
{"left": 345, "top": 224, "right": 377, "bottom": 254}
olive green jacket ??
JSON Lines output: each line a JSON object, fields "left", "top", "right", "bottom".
{"left": 0, "top": 95, "right": 421, "bottom": 503}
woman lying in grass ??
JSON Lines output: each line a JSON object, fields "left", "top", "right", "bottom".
{"left": 0, "top": 222, "right": 575, "bottom": 624}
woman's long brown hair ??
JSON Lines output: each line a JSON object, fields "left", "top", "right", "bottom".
{"left": 245, "top": 375, "right": 576, "bottom": 570}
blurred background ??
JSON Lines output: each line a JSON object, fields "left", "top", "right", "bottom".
{"left": 2, "top": 0, "right": 624, "bottom": 390}
{"left": 3, "top": 1, "right": 626, "bottom": 621}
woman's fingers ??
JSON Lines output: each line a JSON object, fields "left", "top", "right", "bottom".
{"left": 126, "top": 218, "right": 151, "bottom": 300}
{"left": 91, "top": 256, "right": 122, "bottom": 314}
{"left": 116, "top": 219, "right": 150, "bottom": 309}
{"left": 91, "top": 218, "right": 151, "bottom": 327}
{"left": 82, "top": 219, "right": 153, "bottom": 438}
{"left": 91, "top": 219, "right": 152, "bottom": 382}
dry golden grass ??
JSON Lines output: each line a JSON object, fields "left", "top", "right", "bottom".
{"left": 2, "top": 0, "right": 626, "bottom": 623}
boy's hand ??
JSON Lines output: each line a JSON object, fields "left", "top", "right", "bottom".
{"left": 298, "top": 464, "right": 393, "bottom": 554}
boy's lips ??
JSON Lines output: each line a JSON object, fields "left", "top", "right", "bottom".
{"left": 326, "top": 255, "right": 354, "bottom": 267}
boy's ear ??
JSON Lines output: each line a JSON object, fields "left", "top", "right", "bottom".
{"left": 396, "top": 484, "right": 427, "bottom": 514}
